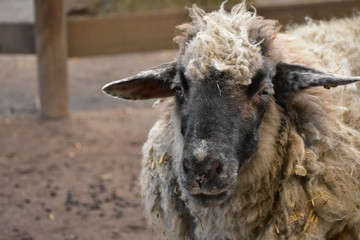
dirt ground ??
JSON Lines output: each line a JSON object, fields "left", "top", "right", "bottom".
{"left": 0, "top": 50, "right": 177, "bottom": 240}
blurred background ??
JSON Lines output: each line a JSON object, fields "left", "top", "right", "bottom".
{"left": 0, "top": 0, "right": 358, "bottom": 239}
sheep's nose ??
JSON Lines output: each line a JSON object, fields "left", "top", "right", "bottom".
{"left": 182, "top": 157, "right": 223, "bottom": 184}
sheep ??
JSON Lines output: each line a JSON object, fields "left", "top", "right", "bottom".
{"left": 102, "top": 3, "right": 360, "bottom": 240}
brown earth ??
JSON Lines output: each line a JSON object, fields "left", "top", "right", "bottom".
{"left": 0, "top": 50, "right": 177, "bottom": 240}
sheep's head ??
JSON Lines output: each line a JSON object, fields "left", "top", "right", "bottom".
{"left": 103, "top": 4, "right": 360, "bottom": 206}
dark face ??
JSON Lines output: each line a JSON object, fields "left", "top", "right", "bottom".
{"left": 174, "top": 63, "right": 275, "bottom": 206}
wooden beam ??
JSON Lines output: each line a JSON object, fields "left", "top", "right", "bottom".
{"left": 67, "top": 0, "right": 360, "bottom": 57}
{"left": 1, "top": 0, "right": 359, "bottom": 56}
{"left": 256, "top": 0, "right": 360, "bottom": 25}
{"left": 34, "top": 0, "right": 69, "bottom": 119}
{"left": 67, "top": 10, "right": 187, "bottom": 57}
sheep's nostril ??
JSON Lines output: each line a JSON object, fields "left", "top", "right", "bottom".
{"left": 209, "top": 160, "right": 223, "bottom": 177}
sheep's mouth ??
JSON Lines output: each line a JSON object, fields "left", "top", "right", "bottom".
{"left": 191, "top": 191, "right": 228, "bottom": 206}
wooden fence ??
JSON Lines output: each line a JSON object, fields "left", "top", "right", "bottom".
{"left": 0, "top": 0, "right": 359, "bottom": 118}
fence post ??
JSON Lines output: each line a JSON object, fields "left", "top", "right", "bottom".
{"left": 34, "top": 0, "right": 69, "bottom": 119}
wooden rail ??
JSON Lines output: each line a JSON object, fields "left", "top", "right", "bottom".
{"left": 1, "top": 0, "right": 359, "bottom": 57}
{"left": 0, "top": 0, "right": 359, "bottom": 118}
{"left": 0, "top": 23, "right": 34, "bottom": 54}
{"left": 68, "top": 0, "right": 360, "bottom": 57}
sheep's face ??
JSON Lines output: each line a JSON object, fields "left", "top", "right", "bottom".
{"left": 103, "top": 3, "right": 360, "bottom": 208}
{"left": 175, "top": 60, "right": 275, "bottom": 206}
{"left": 102, "top": 60, "right": 360, "bottom": 208}
{"left": 164, "top": 3, "right": 274, "bottom": 205}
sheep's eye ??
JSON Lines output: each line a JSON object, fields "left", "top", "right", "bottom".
{"left": 172, "top": 84, "right": 184, "bottom": 100}
{"left": 173, "top": 69, "right": 189, "bottom": 103}
{"left": 173, "top": 85, "right": 182, "bottom": 93}
{"left": 261, "top": 89, "right": 269, "bottom": 95}
{"left": 260, "top": 86, "right": 274, "bottom": 96}
{"left": 172, "top": 85, "right": 182, "bottom": 94}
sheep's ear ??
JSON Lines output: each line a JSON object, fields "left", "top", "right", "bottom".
{"left": 102, "top": 61, "right": 176, "bottom": 100}
{"left": 273, "top": 62, "right": 360, "bottom": 92}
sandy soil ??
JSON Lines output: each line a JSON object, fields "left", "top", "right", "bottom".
{"left": 0, "top": 50, "right": 177, "bottom": 240}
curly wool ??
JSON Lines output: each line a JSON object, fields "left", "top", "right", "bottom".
{"left": 140, "top": 4, "right": 360, "bottom": 240}
{"left": 177, "top": 3, "right": 266, "bottom": 85}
